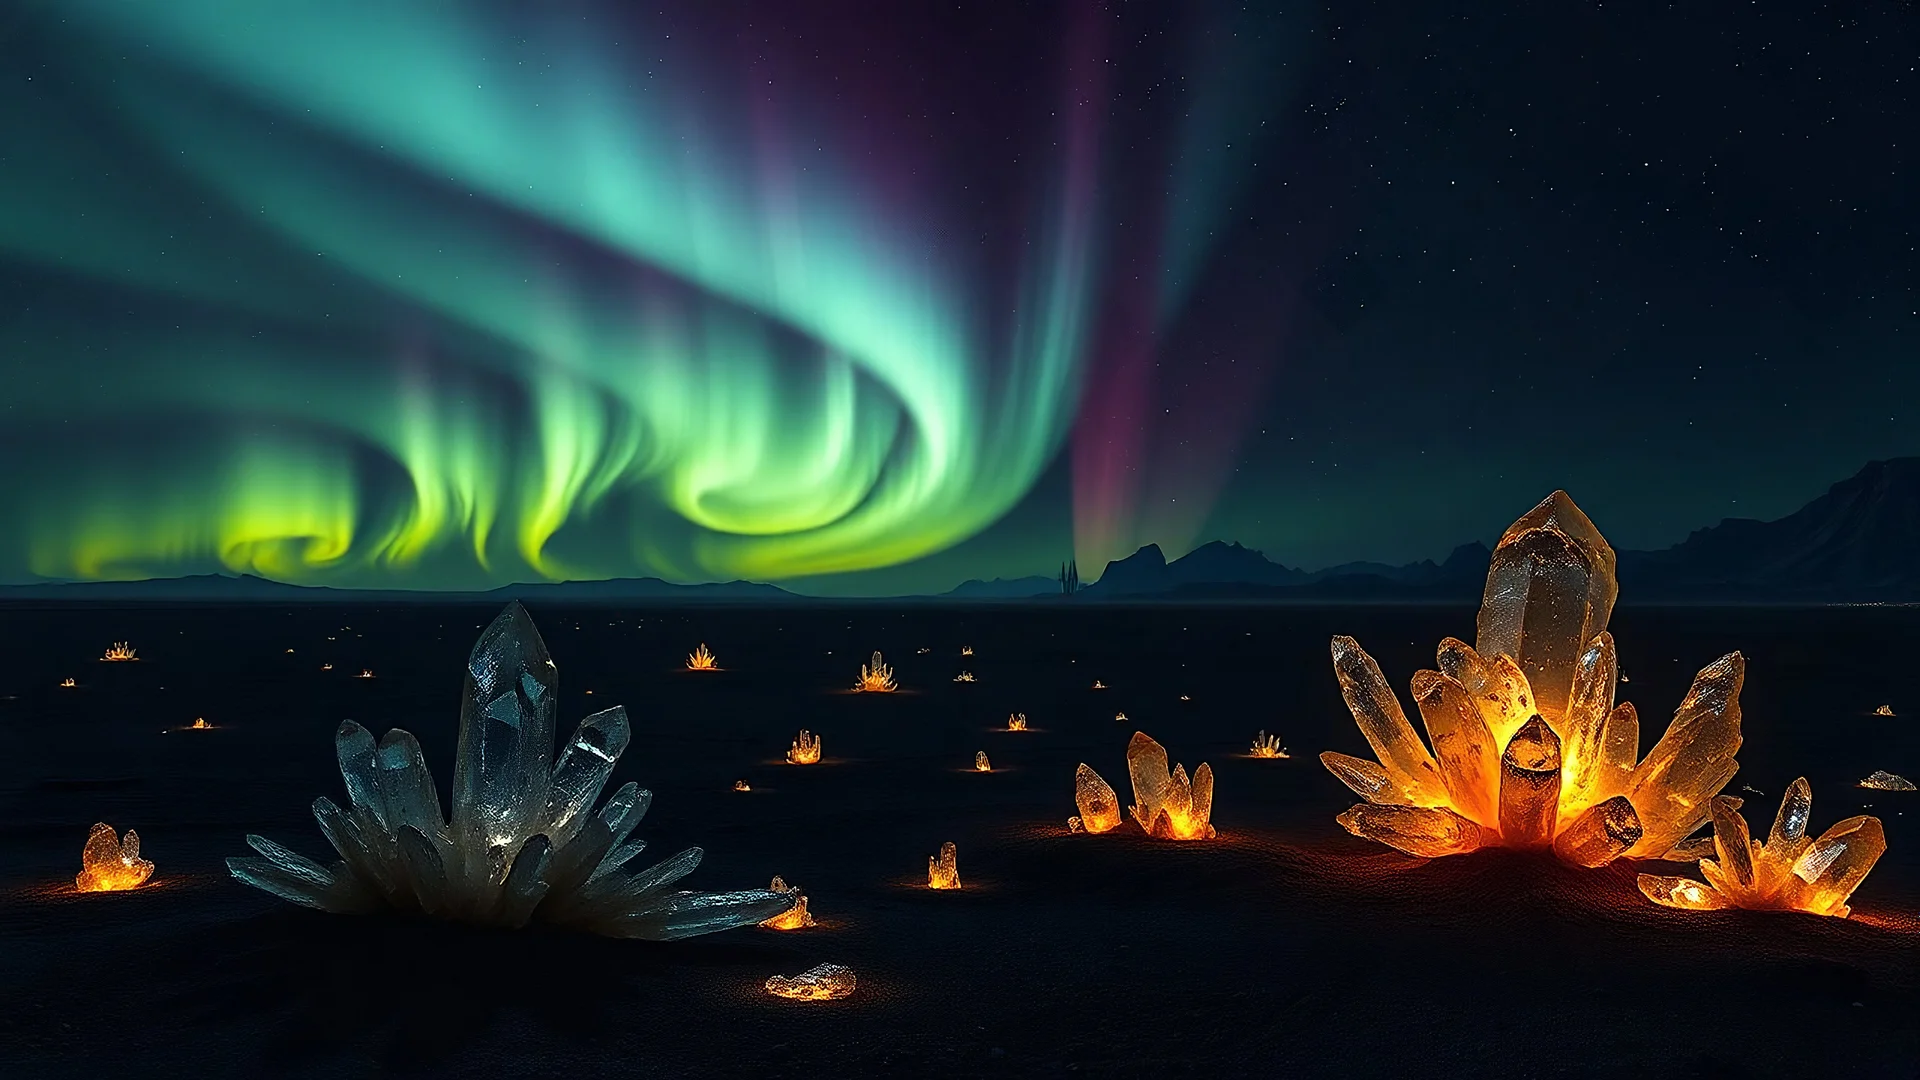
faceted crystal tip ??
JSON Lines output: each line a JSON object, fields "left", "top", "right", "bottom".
{"left": 1475, "top": 491, "right": 1618, "bottom": 720}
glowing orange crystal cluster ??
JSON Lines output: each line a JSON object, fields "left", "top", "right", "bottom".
{"left": 974, "top": 751, "right": 992, "bottom": 772}
{"left": 686, "top": 643, "right": 719, "bottom": 671}
{"left": 787, "top": 730, "right": 822, "bottom": 765}
{"left": 101, "top": 642, "right": 138, "bottom": 662}
{"left": 764, "top": 963, "right": 855, "bottom": 1000}
{"left": 854, "top": 651, "right": 897, "bottom": 693}
{"left": 1639, "top": 780, "right": 1885, "bottom": 917}
{"left": 760, "top": 875, "right": 817, "bottom": 929}
{"left": 1323, "top": 492, "right": 1744, "bottom": 866}
{"left": 1006, "top": 713, "right": 1029, "bottom": 732}
{"left": 1124, "top": 732, "right": 1215, "bottom": 840}
{"left": 1249, "top": 731, "right": 1287, "bottom": 758}
{"left": 927, "top": 841, "right": 960, "bottom": 888}
{"left": 76, "top": 822, "right": 153, "bottom": 892}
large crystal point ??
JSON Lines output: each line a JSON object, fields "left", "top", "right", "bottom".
{"left": 228, "top": 603, "right": 789, "bottom": 939}
{"left": 1331, "top": 638, "right": 1445, "bottom": 805}
{"left": 1638, "top": 780, "right": 1884, "bottom": 917}
{"left": 1475, "top": 492, "right": 1617, "bottom": 721}
{"left": 1067, "top": 760, "right": 1121, "bottom": 834}
{"left": 1497, "top": 716, "right": 1562, "bottom": 848}
{"left": 1557, "top": 632, "right": 1617, "bottom": 817}
{"left": 1124, "top": 732, "right": 1216, "bottom": 839}
{"left": 1624, "top": 653, "right": 1744, "bottom": 857}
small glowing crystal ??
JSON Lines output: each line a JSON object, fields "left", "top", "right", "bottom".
{"left": 961, "top": 645, "right": 974, "bottom": 656}
{"left": 321, "top": 663, "right": 332, "bottom": 671}
{"left": 1125, "top": 732, "right": 1215, "bottom": 840}
{"left": 186, "top": 718, "right": 213, "bottom": 730}
{"left": 101, "top": 642, "right": 137, "bottom": 662}
{"left": 356, "top": 669, "right": 375, "bottom": 679}
{"left": 1007, "top": 713, "right": 1029, "bottom": 732}
{"left": 1872, "top": 704, "right": 1895, "bottom": 717}
{"left": 1071, "top": 763, "right": 1121, "bottom": 834}
{"left": 953, "top": 671, "right": 976, "bottom": 683}
{"left": 1859, "top": 770, "right": 1916, "bottom": 791}
{"left": 1249, "top": 731, "right": 1288, "bottom": 758}
{"left": 975, "top": 751, "right": 991, "bottom": 772}
{"left": 854, "top": 651, "right": 897, "bottom": 693}
{"left": 1092, "top": 680, "right": 1107, "bottom": 690}
{"left": 764, "top": 963, "right": 855, "bottom": 1000}
{"left": 928, "top": 841, "right": 960, "bottom": 888}
{"left": 788, "top": 730, "right": 822, "bottom": 765}
{"left": 1114, "top": 711, "right": 1127, "bottom": 722}
{"left": 760, "top": 876, "right": 816, "bottom": 930}
{"left": 686, "top": 643, "right": 719, "bottom": 671}
{"left": 1638, "top": 781, "right": 1886, "bottom": 917}
{"left": 76, "top": 822, "right": 153, "bottom": 892}
{"left": 733, "top": 780, "right": 752, "bottom": 792}
{"left": 59, "top": 677, "right": 75, "bottom": 688}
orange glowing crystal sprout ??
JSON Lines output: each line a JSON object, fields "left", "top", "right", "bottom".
{"left": 76, "top": 822, "right": 153, "bottom": 892}
{"left": 854, "top": 651, "right": 897, "bottom": 693}
{"left": 764, "top": 963, "right": 856, "bottom": 1000}
{"left": 1249, "top": 731, "right": 1288, "bottom": 758}
{"left": 1006, "top": 712, "right": 1029, "bottom": 732}
{"left": 927, "top": 841, "right": 960, "bottom": 888}
{"left": 1126, "top": 732, "right": 1215, "bottom": 840}
{"left": 787, "top": 730, "right": 822, "bottom": 765}
{"left": 686, "top": 643, "right": 719, "bottom": 671}
{"left": 1067, "top": 763, "right": 1121, "bottom": 834}
{"left": 1639, "top": 780, "right": 1885, "bottom": 917}
{"left": 760, "top": 875, "right": 817, "bottom": 929}
{"left": 1321, "top": 492, "right": 1744, "bottom": 865}
{"left": 101, "top": 642, "right": 138, "bottom": 661}
{"left": 975, "top": 751, "right": 992, "bottom": 772}
{"left": 59, "top": 677, "right": 76, "bottom": 688}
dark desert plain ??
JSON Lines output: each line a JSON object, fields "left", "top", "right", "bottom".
{"left": 3, "top": 601, "right": 1918, "bottom": 1079}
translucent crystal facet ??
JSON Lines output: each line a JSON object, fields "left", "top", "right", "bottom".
{"left": 1124, "top": 732, "right": 1216, "bottom": 840}
{"left": 75, "top": 823, "right": 153, "bottom": 892}
{"left": 760, "top": 876, "right": 815, "bottom": 930}
{"left": 1639, "top": 780, "right": 1886, "bottom": 918}
{"left": 787, "top": 730, "right": 822, "bottom": 765}
{"left": 228, "top": 602, "right": 793, "bottom": 939}
{"left": 1070, "top": 763, "right": 1121, "bottom": 834}
{"left": 928, "top": 842, "right": 960, "bottom": 888}
{"left": 1320, "top": 492, "right": 1744, "bottom": 867}
{"left": 1858, "top": 770, "right": 1915, "bottom": 791}
{"left": 765, "top": 963, "right": 856, "bottom": 1001}
{"left": 1475, "top": 491, "right": 1617, "bottom": 721}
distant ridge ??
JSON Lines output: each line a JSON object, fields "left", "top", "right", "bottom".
{"left": 7, "top": 458, "right": 1920, "bottom": 603}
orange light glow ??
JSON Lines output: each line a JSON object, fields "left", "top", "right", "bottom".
{"left": 1126, "top": 732, "right": 1216, "bottom": 840}
{"left": 186, "top": 718, "right": 213, "bottom": 730}
{"left": 687, "top": 643, "right": 719, "bottom": 671}
{"left": 975, "top": 751, "right": 991, "bottom": 772}
{"left": 733, "top": 779, "right": 752, "bottom": 792}
{"left": 59, "top": 677, "right": 75, "bottom": 688}
{"left": 787, "top": 730, "right": 822, "bottom": 765}
{"left": 1006, "top": 713, "right": 1029, "bottom": 732}
{"left": 1322, "top": 492, "right": 1745, "bottom": 867}
{"left": 101, "top": 642, "right": 138, "bottom": 662}
{"left": 960, "top": 645, "right": 974, "bottom": 656}
{"left": 1067, "top": 763, "right": 1122, "bottom": 834}
{"left": 1639, "top": 781, "right": 1886, "bottom": 918}
{"left": 953, "top": 671, "right": 976, "bottom": 683}
{"left": 1873, "top": 704, "right": 1895, "bottom": 717}
{"left": 764, "top": 963, "right": 855, "bottom": 1000}
{"left": 927, "top": 841, "right": 960, "bottom": 888}
{"left": 75, "top": 822, "right": 153, "bottom": 892}
{"left": 854, "top": 651, "right": 897, "bottom": 693}
{"left": 760, "top": 875, "right": 816, "bottom": 930}
{"left": 1249, "top": 731, "right": 1288, "bottom": 758}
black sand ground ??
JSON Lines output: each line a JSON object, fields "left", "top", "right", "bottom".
{"left": 2, "top": 602, "right": 1916, "bottom": 1078}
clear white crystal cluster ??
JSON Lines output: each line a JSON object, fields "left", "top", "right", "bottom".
{"left": 227, "top": 603, "right": 795, "bottom": 939}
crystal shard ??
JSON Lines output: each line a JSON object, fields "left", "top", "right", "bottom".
{"left": 1557, "top": 632, "right": 1617, "bottom": 815}
{"left": 1125, "top": 733, "right": 1216, "bottom": 839}
{"left": 1330, "top": 637, "right": 1445, "bottom": 805}
{"left": 1858, "top": 770, "right": 1916, "bottom": 791}
{"left": 229, "top": 603, "right": 783, "bottom": 939}
{"left": 1319, "top": 751, "right": 1413, "bottom": 805}
{"left": 1552, "top": 795, "right": 1642, "bottom": 867}
{"left": 1623, "top": 653, "right": 1744, "bottom": 857}
{"left": 1411, "top": 670, "right": 1501, "bottom": 828}
{"left": 1072, "top": 763, "right": 1121, "bottom": 833}
{"left": 1474, "top": 492, "right": 1618, "bottom": 722}
{"left": 765, "top": 963, "right": 856, "bottom": 1001}
{"left": 1792, "top": 816, "right": 1886, "bottom": 917}
{"left": 928, "top": 841, "right": 960, "bottom": 889}
{"left": 1637, "top": 781, "right": 1884, "bottom": 918}
{"left": 75, "top": 822, "right": 154, "bottom": 892}
{"left": 1497, "top": 716, "right": 1561, "bottom": 849}
{"left": 1336, "top": 804, "right": 1485, "bottom": 858}
{"left": 1436, "top": 637, "right": 1537, "bottom": 747}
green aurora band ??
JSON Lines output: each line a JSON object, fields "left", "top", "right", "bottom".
{"left": 0, "top": 3, "right": 1101, "bottom": 589}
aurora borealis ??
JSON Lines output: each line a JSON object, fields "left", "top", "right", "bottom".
{"left": 2, "top": 2, "right": 1915, "bottom": 594}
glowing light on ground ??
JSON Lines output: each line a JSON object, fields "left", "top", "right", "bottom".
{"left": 1006, "top": 713, "right": 1029, "bottom": 732}
{"left": 101, "top": 642, "right": 137, "bottom": 662}
{"left": 975, "top": 751, "right": 992, "bottom": 772}
{"left": 759, "top": 876, "right": 816, "bottom": 930}
{"left": 1249, "top": 731, "right": 1288, "bottom": 758}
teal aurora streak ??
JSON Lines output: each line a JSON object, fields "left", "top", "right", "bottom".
{"left": 0, "top": 3, "right": 1102, "bottom": 589}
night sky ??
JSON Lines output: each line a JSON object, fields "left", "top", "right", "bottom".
{"left": 0, "top": 2, "right": 1912, "bottom": 594}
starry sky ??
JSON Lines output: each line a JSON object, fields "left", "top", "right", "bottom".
{"left": 0, "top": 1, "right": 1912, "bottom": 595}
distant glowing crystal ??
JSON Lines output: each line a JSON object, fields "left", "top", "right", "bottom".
{"left": 788, "top": 730, "right": 822, "bottom": 765}
{"left": 764, "top": 963, "right": 855, "bottom": 1000}
{"left": 1859, "top": 770, "right": 1916, "bottom": 791}
{"left": 975, "top": 751, "right": 991, "bottom": 772}
{"left": 1321, "top": 492, "right": 1742, "bottom": 866}
{"left": 1114, "top": 711, "right": 1127, "bottom": 722}
{"left": 1125, "top": 732, "right": 1215, "bottom": 840}
{"left": 927, "top": 841, "right": 960, "bottom": 888}
{"left": 1872, "top": 704, "right": 1895, "bottom": 717}
{"left": 760, "top": 875, "right": 816, "bottom": 930}
{"left": 1249, "top": 731, "right": 1288, "bottom": 758}
{"left": 1006, "top": 713, "right": 1029, "bottom": 732}
{"left": 1639, "top": 780, "right": 1886, "bottom": 917}
{"left": 1092, "top": 680, "right": 1106, "bottom": 690}
{"left": 355, "top": 669, "right": 375, "bottom": 679}
{"left": 225, "top": 603, "right": 794, "bottom": 939}
{"left": 733, "top": 780, "right": 752, "bottom": 792}
{"left": 854, "top": 651, "right": 897, "bottom": 692}
{"left": 76, "top": 823, "right": 153, "bottom": 892}
{"left": 59, "top": 677, "right": 75, "bottom": 688}
{"left": 960, "top": 645, "right": 974, "bottom": 656}
{"left": 1069, "top": 763, "right": 1121, "bottom": 834}
{"left": 953, "top": 671, "right": 976, "bottom": 683}
{"left": 101, "top": 642, "right": 137, "bottom": 662}
{"left": 686, "top": 643, "right": 719, "bottom": 671}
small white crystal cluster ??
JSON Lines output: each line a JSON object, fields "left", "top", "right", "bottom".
{"left": 228, "top": 603, "right": 794, "bottom": 939}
